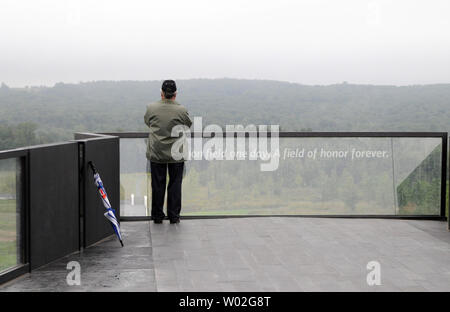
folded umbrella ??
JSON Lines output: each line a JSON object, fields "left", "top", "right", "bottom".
{"left": 88, "top": 161, "right": 124, "bottom": 247}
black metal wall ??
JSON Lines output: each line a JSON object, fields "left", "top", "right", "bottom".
{"left": 28, "top": 143, "right": 80, "bottom": 270}
{"left": 0, "top": 134, "right": 119, "bottom": 283}
{"left": 78, "top": 136, "right": 120, "bottom": 247}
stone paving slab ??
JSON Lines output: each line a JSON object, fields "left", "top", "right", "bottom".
{"left": 2, "top": 218, "right": 450, "bottom": 291}
{"left": 0, "top": 221, "right": 156, "bottom": 292}
{"left": 149, "top": 218, "right": 450, "bottom": 292}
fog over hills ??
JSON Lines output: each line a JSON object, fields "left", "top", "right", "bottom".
{"left": 1, "top": 79, "right": 449, "bottom": 149}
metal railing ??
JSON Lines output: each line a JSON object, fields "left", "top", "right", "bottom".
{"left": 0, "top": 133, "right": 120, "bottom": 285}
{"left": 102, "top": 131, "right": 448, "bottom": 221}
{"left": 0, "top": 148, "right": 28, "bottom": 284}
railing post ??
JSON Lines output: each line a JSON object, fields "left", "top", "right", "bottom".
{"left": 441, "top": 134, "right": 448, "bottom": 219}
{"left": 444, "top": 134, "right": 449, "bottom": 229}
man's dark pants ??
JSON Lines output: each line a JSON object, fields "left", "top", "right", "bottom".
{"left": 150, "top": 161, "right": 184, "bottom": 221}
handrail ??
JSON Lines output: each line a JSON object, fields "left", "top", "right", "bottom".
{"left": 0, "top": 148, "right": 28, "bottom": 160}
{"left": 110, "top": 131, "right": 448, "bottom": 221}
{"left": 101, "top": 131, "right": 448, "bottom": 138}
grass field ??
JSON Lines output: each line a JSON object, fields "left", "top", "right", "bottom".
{"left": 120, "top": 171, "right": 400, "bottom": 216}
{"left": 0, "top": 199, "right": 18, "bottom": 273}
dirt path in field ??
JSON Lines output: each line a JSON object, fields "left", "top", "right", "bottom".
{"left": 0, "top": 230, "right": 16, "bottom": 242}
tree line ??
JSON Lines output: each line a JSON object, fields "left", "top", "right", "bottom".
{"left": 1, "top": 79, "right": 450, "bottom": 151}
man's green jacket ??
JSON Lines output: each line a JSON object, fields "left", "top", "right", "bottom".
{"left": 144, "top": 99, "right": 192, "bottom": 163}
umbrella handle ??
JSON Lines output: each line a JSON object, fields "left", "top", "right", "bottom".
{"left": 88, "top": 161, "right": 98, "bottom": 174}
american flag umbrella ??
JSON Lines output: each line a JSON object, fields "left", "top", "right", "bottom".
{"left": 88, "top": 161, "right": 123, "bottom": 247}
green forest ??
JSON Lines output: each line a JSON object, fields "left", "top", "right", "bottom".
{"left": 1, "top": 79, "right": 448, "bottom": 217}
{"left": 1, "top": 79, "right": 450, "bottom": 150}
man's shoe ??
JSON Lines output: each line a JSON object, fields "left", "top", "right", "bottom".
{"left": 153, "top": 219, "right": 163, "bottom": 224}
{"left": 169, "top": 218, "right": 180, "bottom": 224}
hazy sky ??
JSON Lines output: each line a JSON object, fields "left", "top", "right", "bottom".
{"left": 1, "top": 0, "right": 449, "bottom": 87}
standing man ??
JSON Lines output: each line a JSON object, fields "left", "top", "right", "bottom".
{"left": 144, "top": 80, "right": 192, "bottom": 224}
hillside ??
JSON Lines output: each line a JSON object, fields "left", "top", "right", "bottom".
{"left": 0, "top": 79, "right": 449, "bottom": 148}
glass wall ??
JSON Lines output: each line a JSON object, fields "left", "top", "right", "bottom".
{"left": 0, "top": 158, "right": 23, "bottom": 273}
{"left": 393, "top": 138, "right": 443, "bottom": 215}
{"left": 119, "top": 136, "right": 443, "bottom": 217}
{"left": 120, "top": 139, "right": 148, "bottom": 216}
